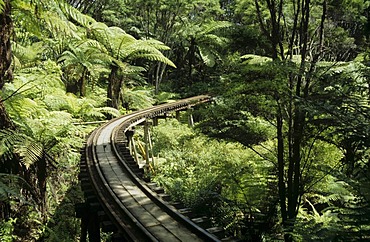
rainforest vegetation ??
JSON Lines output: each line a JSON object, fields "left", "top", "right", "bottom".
{"left": 1, "top": 0, "right": 370, "bottom": 241}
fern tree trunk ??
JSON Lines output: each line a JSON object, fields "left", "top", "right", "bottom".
{"left": 78, "top": 69, "right": 87, "bottom": 97}
{"left": 0, "top": 0, "right": 13, "bottom": 89}
{"left": 188, "top": 36, "right": 196, "bottom": 83}
{"left": 37, "top": 155, "right": 48, "bottom": 221}
{"left": 0, "top": 0, "right": 14, "bottom": 220}
{"left": 107, "top": 65, "right": 122, "bottom": 110}
{"left": 0, "top": 0, "right": 13, "bottom": 130}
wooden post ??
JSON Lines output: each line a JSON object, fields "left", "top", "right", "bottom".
{"left": 130, "top": 135, "right": 140, "bottom": 164}
{"left": 153, "top": 117, "right": 158, "bottom": 126}
{"left": 143, "top": 121, "right": 155, "bottom": 166}
{"left": 87, "top": 210, "right": 100, "bottom": 242}
{"left": 144, "top": 121, "right": 150, "bottom": 165}
{"left": 125, "top": 129, "right": 134, "bottom": 152}
{"left": 188, "top": 108, "right": 194, "bottom": 127}
{"left": 147, "top": 126, "right": 155, "bottom": 165}
{"left": 75, "top": 203, "right": 88, "bottom": 242}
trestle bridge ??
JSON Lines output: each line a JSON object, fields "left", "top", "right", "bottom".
{"left": 77, "top": 95, "right": 234, "bottom": 241}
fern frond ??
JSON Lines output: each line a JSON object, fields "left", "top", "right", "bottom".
{"left": 0, "top": 129, "right": 39, "bottom": 169}
{"left": 202, "top": 21, "right": 232, "bottom": 34}
{"left": 123, "top": 87, "right": 155, "bottom": 110}
{"left": 89, "top": 22, "right": 114, "bottom": 53}
{"left": 43, "top": 93, "right": 70, "bottom": 111}
{"left": 241, "top": 54, "right": 272, "bottom": 64}
{"left": 78, "top": 39, "right": 108, "bottom": 54}
{"left": 119, "top": 41, "right": 163, "bottom": 59}
{"left": 141, "top": 39, "right": 171, "bottom": 51}
{"left": 16, "top": 140, "right": 44, "bottom": 169}
{"left": 0, "top": 0, "right": 4, "bottom": 14}
{"left": 13, "top": 1, "right": 43, "bottom": 37}
{"left": 59, "top": 1, "right": 95, "bottom": 27}
{"left": 199, "top": 47, "right": 216, "bottom": 67}
{"left": 42, "top": 11, "right": 80, "bottom": 38}
{"left": 12, "top": 42, "right": 44, "bottom": 64}
{"left": 199, "top": 34, "right": 229, "bottom": 47}
{"left": 134, "top": 54, "right": 176, "bottom": 68}
{"left": 108, "top": 26, "right": 134, "bottom": 39}
{"left": 94, "top": 107, "right": 120, "bottom": 118}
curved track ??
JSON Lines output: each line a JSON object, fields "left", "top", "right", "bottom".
{"left": 80, "top": 95, "right": 222, "bottom": 241}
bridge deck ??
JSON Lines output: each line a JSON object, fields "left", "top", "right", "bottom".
{"left": 96, "top": 119, "right": 204, "bottom": 242}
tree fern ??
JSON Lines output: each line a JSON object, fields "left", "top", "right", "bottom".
{"left": 89, "top": 22, "right": 176, "bottom": 67}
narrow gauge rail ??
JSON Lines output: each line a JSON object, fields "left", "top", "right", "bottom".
{"left": 80, "top": 95, "right": 221, "bottom": 241}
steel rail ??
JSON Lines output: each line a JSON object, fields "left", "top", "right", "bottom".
{"left": 82, "top": 95, "right": 221, "bottom": 241}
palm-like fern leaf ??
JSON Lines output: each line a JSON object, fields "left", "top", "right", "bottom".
{"left": 140, "top": 39, "right": 171, "bottom": 51}
{"left": 199, "top": 47, "right": 216, "bottom": 67}
{"left": 135, "top": 53, "right": 176, "bottom": 68}
{"left": 59, "top": 1, "right": 95, "bottom": 27}
{"left": 0, "top": 129, "right": 43, "bottom": 169}
{"left": 202, "top": 21, "right": 232, "bottom": 35}
{"left": 123, "top": 87, "right": 155, "bottom": 110}
{"left": 42, "top": 11, "right": 80, "bottom": 38}
{"left": 0, "top": 0, "right": 4, "bottom": 14}
{"left": 12, "top": 42, "right": 44, "bottom": 65}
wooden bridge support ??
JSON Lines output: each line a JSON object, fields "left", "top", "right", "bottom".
{"left": 187, "top": 108, "right": 194, "bottom": 127}
{"left": 126, "top": 129, "right": 140, "bottom": 164}
{"left": 153, "top": 117, "right": 158, "bottom": 126}
{"left": 76, "top": 202, "right": 101, "bottom": 242}
{"left": 143, "top": 121, "right": 155, "bottom": 166}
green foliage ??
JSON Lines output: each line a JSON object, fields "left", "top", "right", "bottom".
{"left": 2, "top": 0, "right": 370, "bottom": 241}
{"left": 59, "top": 0, "right": 95, "bottom": 28}
{"left": 0, "top": 59, "right": 107, "bottom": 240}
{"left": 294, "top": 175, "right": 370, "bottom": 241}
{"left": 0, "top": 173, "right": 27, "bottom": 203}
{"left": 42, "top": 184, "right": 84, "bottom": 242}
{"left": 151, "top": 119, "right": 275, "bottom": 238}
{"left": 179, "top": 20, "right": 232, "bottom": 67}
{"left": 0, "top": 218, "right": 17, "bottom": 242}
{"left": 88, "top": 22, "right": 176, "bottom": 68}
{"left": 196, "top": 97, "right": 274, "bottom": 146}
{"left": 154, "top": 91, "right": 180, "bottom": 104}
{"left": 121, "top": 87, "right": 155, "bottom": 110}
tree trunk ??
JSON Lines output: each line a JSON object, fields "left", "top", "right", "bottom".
{"left": 188, "top": 37, "right": 196, "bottom": 82}
{"left": 0, "top": 100, "right": 13, "bottom": 130}
{"left": 78, "top": 69, "right": 87, "bottom": 97}
{"left": 276, "top": 100, "right": 287, "bottom": 223}
{"left": 0, "top": 0, "right": 13, "bottom": 89}
{"left": 0, "top": 0, "right": 14, "bottom": 129}
{"left": 154, "top": 62, "right": 167, "bottom": 95}
{"left": 37, "top": 156, "right": 48, "bottom": 221}
{"left": 107, "top": 65, "right": 122, "bottom": 110}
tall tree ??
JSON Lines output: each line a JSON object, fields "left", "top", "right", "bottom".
{"left": 250, "top": 0, "right": 328, "bottom": 240}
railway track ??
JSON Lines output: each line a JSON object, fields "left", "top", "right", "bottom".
{"left": 78, "top": 95, "right": 227, "bottom": 241}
